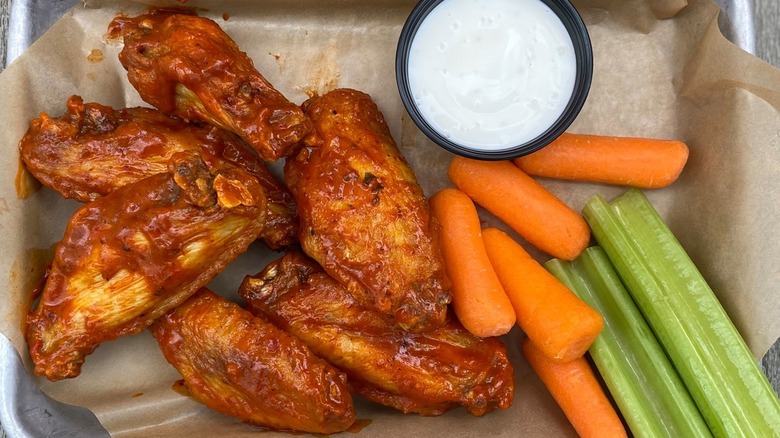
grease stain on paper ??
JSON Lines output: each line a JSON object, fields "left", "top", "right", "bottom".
{"left": 10, "top": 246, "right": 55, "bottom": 332}
{"left": 300, "top": 43, "right": 341, "bottom": 98}
{"left": 171, "top": 379, "right": 190, "bottom": 397}
{"left": 87, "top": 48, "right": 104, "bottom": 63}
{"left": 346, "top": 418, "right": 373, "bottom": 433}
{"left": 15, "top": 159, "right": 41, "bottom": 199}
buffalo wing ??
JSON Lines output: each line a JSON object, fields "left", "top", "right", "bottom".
{"left": 19, "top": 95, "right": 297, "bottom": 249}
{"left": 150, "top": 289, "right": 355, "bottom": 433}
{"left": 26, "top": 152, "right": 266, "bottom": 381}
{"left": 109, "top": 10, "right": 311, "bottom": 162}
{"left": 284, "top": 89, "right": 451, "bottom": 332}
{"left": 239, "top": 251, "right": 514, "bottom": 416}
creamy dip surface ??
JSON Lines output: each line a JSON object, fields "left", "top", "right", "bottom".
{"left": 407, "top": 0, "right": 577, "bottom": 150}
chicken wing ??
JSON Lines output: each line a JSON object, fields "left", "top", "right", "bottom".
{"left": 26, "top": 152, "right": 266, "bottom": 381}
{"left": 19, "top": 95, "right": 297, "bottom": 249}
{"left": 239, "top": 251, "right": 514, "bottom": 416}
{"left": 284, "top": 89, "right": 451, "bottom": 332}
{"left": 109, "top": 10, "right": 311, "bottom": 162}
{"left": 150, "top": 288, "right": 355, "bottom": 433}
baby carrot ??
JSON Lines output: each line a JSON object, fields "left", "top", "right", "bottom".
{"left": 522, "top": 337, "right": 627, "bottom": 438}
{"left": 483, "top": 227, "right": 603, "bottom": 363}
{"left": 448, "top": 156, "right": 590, "bottom": 260}
{"left": 514, "top": 133, "right": 689, "bottom": 189}
{"left": 429, "top": 188, "right": 516, "bottom": 337}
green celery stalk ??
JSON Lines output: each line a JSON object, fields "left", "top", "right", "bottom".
{"left": 546, "top": 247, "right": 711, "bottom": 438}
{"left": 583, "top": 189, "right": 780, "bottom": 438}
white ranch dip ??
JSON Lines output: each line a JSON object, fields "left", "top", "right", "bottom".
{"left": 407, "top": 0, "right": 577, "bottom": 150}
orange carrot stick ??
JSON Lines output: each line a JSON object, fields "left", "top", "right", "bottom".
{"left": 448, "top": 157, "right": 590, "bottom": 260}
{"left": 522, "top": 338, "right": 627, "bottom": 438}
{"left": 514, "top": 133, "right": 689, "bottom": 189}
{"left": 483, "top": 227, "right": 603, "bottom": 362}
{"left": 429, "top": 188, "right": 516, "bottom": 337}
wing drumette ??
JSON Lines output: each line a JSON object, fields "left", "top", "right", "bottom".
{"left": 108, "top": 10, "right": 311, "bottom": 161}
{"left": 26, "top": 152, "right": 265, "bottom": 381}
{"left": 239, "top": 251, "right": 514, "bottom": 416}
{"left": 19, "top": 95, "right": 297, "bottom": 249}
{"left": 284, "top": 89, "right": 451, "bottom": 332}
{"left": 150, "top": 289, "right": 355, "bottom": 434}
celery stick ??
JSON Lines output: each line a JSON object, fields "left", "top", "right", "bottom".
{"left": 546, "top": 247, "right": 711, "bottom": 438}
{"left": 583, "top": 189, "right": 780, "bottom": 438}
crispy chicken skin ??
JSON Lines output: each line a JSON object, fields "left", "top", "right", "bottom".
{"left": 19, "top": 95, "right": 297, "bottom": 249}
{"left": 284, "top": 88, "right": 451, "bottom": 332}
{"left": 149, "top": 289, "right": 355, "bottom": 434}
{"left": 26, "top": 152, "right": 266, "bottom": 381}
{"left": 108, "top": 10, "right": 311, "bottom": 161}
{"left": 240, "top": 251, "right": 514, "bottom": 416}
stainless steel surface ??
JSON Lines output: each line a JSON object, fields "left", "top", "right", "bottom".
{"left": 718, "top": 0, "right": 756, "bottom": 53}
{"left": 5, "top": 0, "right": 78, "bottom": 66}
{"left": 0, "top": 0, "right": 777, "bottom": 436}
{"left": 0, "top": 335, "right": 110, "bottom": 438}
{"left": 755, "top": 0, "right": 780, "bottom": 67}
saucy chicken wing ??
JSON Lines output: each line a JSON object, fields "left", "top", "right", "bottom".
{"left": 239, "top": 251, "right": 514, "bottom": 416}
{"left": 284, "top": 89, "right": 451, "bottom": 332}
{"left": 150, "top": 288, "right": 355, "bottom": 433}
{"left": 26, "top": 152, "right": 266, "bottom": 381}
{"left": 19, "top": 95, "right": 297, "bottom": 249}
{"left": 109, "top": 10, "right": 311, "bottom": 162}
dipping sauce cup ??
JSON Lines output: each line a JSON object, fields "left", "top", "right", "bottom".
{"left": 396, "top": 0, "right": 593, "bottom": 160}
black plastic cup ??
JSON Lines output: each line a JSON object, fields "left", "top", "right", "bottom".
{"left": 396, "top": 0, "right": 593, "bottom": 160}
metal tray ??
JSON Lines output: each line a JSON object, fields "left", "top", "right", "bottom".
{"left": 1, "top": 1, "right": 760, "bottom": 73}
{"left": 0, "top": 1, "right": 773, "bottom": 437}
